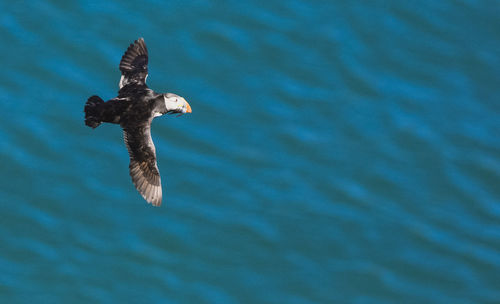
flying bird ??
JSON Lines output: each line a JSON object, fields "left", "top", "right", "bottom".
{"left": 84, "top": 38, "right": 191, "bottom": 206}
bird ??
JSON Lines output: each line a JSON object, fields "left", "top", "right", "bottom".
{"left": 84, "top": 38, "right": 191, "bottom": 206}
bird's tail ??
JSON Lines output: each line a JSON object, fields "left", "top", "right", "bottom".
{"left": 84, "top": 95, "right": 105, "bottom": 128}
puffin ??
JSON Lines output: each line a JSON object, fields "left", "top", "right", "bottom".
{"left": 84, "top": 38, "right": 192, "bottom": 206}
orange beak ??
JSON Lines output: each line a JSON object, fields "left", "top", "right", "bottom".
{"left": 185, "top": 101, "right": 192, "bottom": 113}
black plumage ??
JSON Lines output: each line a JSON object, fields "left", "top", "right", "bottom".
{"left": 84, "top": 38, "right": 192, "bottom": 206}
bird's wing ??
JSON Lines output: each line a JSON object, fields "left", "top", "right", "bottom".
{"left": 123, "top": 124, "right": 162, "bottom": 206}
{"left": 119, "top": 38, "right": 149, "bottom": 89}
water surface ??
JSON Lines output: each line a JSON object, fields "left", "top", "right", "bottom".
{"left": 1, "top": 1, "right": 499, "bottom": 303}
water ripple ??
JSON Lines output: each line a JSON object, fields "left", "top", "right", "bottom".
{"left": 1, "top": 1, "right": 499, "bottom": 303}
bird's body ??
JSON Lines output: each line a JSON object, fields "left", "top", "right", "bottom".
{"left": 84, "top": 38, "right": 191, "bottom": 206}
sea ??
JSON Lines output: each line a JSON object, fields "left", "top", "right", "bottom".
{"left": 1, "top": 1, "right": 499, "bottom": 303}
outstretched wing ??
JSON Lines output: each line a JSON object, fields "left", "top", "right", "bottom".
{"left": 119, "top": 38, "right": 148, "bottom": 89}
{"left": 123, "top": 124, "right": 162, "bottom": 206}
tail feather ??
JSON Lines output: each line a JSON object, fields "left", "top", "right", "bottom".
{"left": 84, "top": 95, "right": 104, "bottom": 128}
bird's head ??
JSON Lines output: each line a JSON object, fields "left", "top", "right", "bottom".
{"left": 163, "top": 93, "right": 192, "bottom": 115}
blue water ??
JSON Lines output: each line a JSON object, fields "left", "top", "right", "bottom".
{"left": 1, "top": 1, "right": 500, "bottom": 303}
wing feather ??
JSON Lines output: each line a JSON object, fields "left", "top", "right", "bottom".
{"left": 119, "top": 38, "right": 149, "bottom": 89}
{"left": 123, "top": 124, "right": 162, "bottom": 206}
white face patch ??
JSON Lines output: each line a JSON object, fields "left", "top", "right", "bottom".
{"left": 163, "top": 94, "right": 182, "bottom": 111}
{"left": 163, "top": 93, "right": 190, "bottom": 114}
